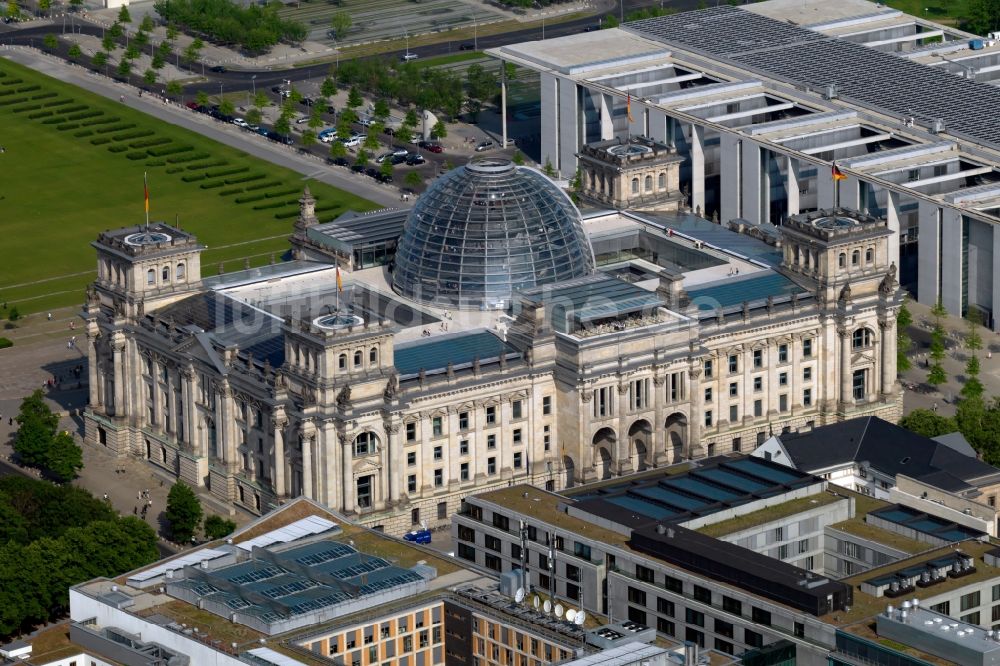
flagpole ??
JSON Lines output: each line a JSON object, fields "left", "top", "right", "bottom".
{"left": 144, "top": 172, "right": 150, "bottom": 231}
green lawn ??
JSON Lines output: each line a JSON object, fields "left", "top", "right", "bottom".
{"left": 882, "top": 0, "right": 972, "bottom": 27}
{"left": 0, "top": 59, "right": 377, "bottom": 315}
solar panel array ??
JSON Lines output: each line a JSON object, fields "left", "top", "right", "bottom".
{"left": 627, "top": 5, "right": 1000, "bottom": 149}
{"left": 294, "top": 542, "right": 353, "bottom": 566}
{"left": 235, "top": 515, "right": 337, "bottom": 552}
{"left": 127, "top": 548, "right": 228, "bottom": 583}
{"left": 229, "top": 565, "right": 287, "bottom": 585}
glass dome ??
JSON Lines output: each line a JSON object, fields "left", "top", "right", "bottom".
{"left": 392, "top": 158, "right": 594, "bottom": 309}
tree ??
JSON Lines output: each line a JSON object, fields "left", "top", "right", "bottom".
{"left": 42, "top": 33, "right": 57, "bottom": 50}
{"left": 542, "top": 158, "right": 556, "bottom": 178}
{"left": 117, "top": 4, "right": 130, "bottom": 23}
{"left": 116, "top": 59, "right": 133, "bottom": 77}
{"left": 253, "top": 90, "right": 269, "bottom": 109}
{"left": 329, "top": 140, "right": 347, "bottom": 160}
{"left": 151, "top": 52, "right": 165, "bottom": 70}
{"left": 14, "top": 391, "right": 57, "bottom": 468}
{"left": 133, "top": 30, "right": 148, "bottom": 48}
{"left": 373, "top": 98, "right": 390, "bottom": 122}
{"left": 139, "top": 14, "right": 154, "bottom": 32}
{"left": 166, "top": 79, "right": 182, "bottom": 99}
{"left": 37, "top": 0, "right": 50, "bottom": 15}
{"left": 166, "top": 23, "right": 178, "bottom": 40}
{"left": 245, "top": 107, "right": 261, "bottom": 126}
{"left": 203, "top": 515, "right": 237, "bottom": 540}
{"left": 91, "top": 50, "right": 108, "bottom": 69}
{"left": 966, "top": 0, "right": 1000, "bottom": 35}
{"left": 404, "top": 170, "right": 421, "bottom": 189}
{"left": 321, "top": 76, "right": 337, "bottom": 99}
{"left": 143, "top": 68, "right": 157, "bottom": 85}
{"left": 300, "top": 129, "right": 317, "bottom": 149}
{"left": 69, "top": 0, "right": 82, "bottom": 10}
{"left": 165, "top": 481, "right": 202, "bottom": 542}
{"left": 355, "top": 148, "right": 370, "bottom": 167}
{"left": 363, "top": 130, "right": 381, "bottom": 152}
{"left": 430, "top": 120, "right": 447, "bottom": 139}
{"left": 347, "top": 86, "right": 363, "bottom": 110}
{"left": 330, "top": 10, "right": 351, "bottom": 39}
{"left": 404, "top": 108, "right": 419, "bottom": 128}
{"left": 195, "top": 89, "right": 209, "bottom": 107}
{"left": 219, "top": 98, "right": 235, "bottom": 117}
{"left": 182, "top": 37, "right": 203, "bottom": 65}
{"left": 394, "top": 125, "right": 412, "bottom": 144}
{"left": 157, "top": 39, "right": 173, "bottom": 60}
{"left": 380, "top": 157, "right": 394, "bottom": 180}
{"left": 274, "top": 114, "right": 291, "bottom": 137}
{"left": 512, "top": 150, "right": 525, "bottom": 166}
{"left": 108, "top": 22, "right": 123, "bottom": 40}
{"left": 5, "top": 0, "right": 16, "bottom": 18}
{"left": 899, "top": 409, "right": 958, "bottom": 438}
{"left": 124, "top": 44, "right": 139, "bottom": 61}
{"left": 966, "top": 310, "right": 984, "bottom": 352}
{"left": 309, "top": 103, "right": 324, "bottom": 129}
{"left": 927, "top": 362, "right": 947, "bottom": 387}
{"left": 897, "top": 299, "right": 913, "bottom": 373}
{"left": 101, "top": 33, "right": 116, "bottom": 53}
{"left": 67, "top": 43, "right": 82, "bottom": 60}
{"left": 45, "top": 432, "right": 82, "bottom": 483}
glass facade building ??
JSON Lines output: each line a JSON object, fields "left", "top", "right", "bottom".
{"left": 392, "top": 158, "right": 594, "bottom": 309}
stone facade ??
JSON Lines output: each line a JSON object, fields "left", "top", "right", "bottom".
{"left": 577, "top": 136, "right": 684, "bottom": 212}
{"left": 82, "top": 202, "right": 902, "bottom": 535}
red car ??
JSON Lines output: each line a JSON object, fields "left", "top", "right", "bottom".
{"left": 185, "top": 101, "right": 199, "bottom": 110}
{"left": 419, "top": 140, "right": 443, "bottom": 153}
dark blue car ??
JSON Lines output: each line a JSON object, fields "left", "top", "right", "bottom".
{"left": 403, "top": 528, "right": 431, "bottom": 544}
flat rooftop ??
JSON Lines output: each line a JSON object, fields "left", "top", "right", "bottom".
{"left": 744, "top": 0, "right": 905, "bottom": 28}
{"left": 495, "top": 28, "right": 670, "bottom": 75}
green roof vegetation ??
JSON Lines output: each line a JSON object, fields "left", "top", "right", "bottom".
{"left": 561, "top": 462, "right": 692, "bottom": 497}
{"left": 828, "top": 518, "right": 931, "bottom": 555}
{"left": 694, "top": 493, "right": 844, "bottom": 538}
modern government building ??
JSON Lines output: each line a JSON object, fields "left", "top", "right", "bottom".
{"left": 489, "top": 0, "right": 1000, "bottom": 330}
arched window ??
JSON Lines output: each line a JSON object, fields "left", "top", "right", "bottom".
{"left": 147, "top": 268, "right": 155, "bottom": 285}
{"left": 369, "top": 347, "right": 378, "bottom": 364}
{"left": 852, "top": 327, "right": 873, "bottom": 350}
{"left": 354, "top": 351, "right": 362, "bottom": 367}
{"left": 176, "top": 263, "right": 186, "bottom": 280}
{"left": 852, "top": 250, "right": 860, "bottom": 266}
{"left": 338, "top": 353, "right": 347, "bottom": 370}
{"left": 162, "top": 266, "right": 170, "bottom": 282}
{"left": 865, "top": 248, "right": 873, "bottom": 263}
{"left": 631, "top": 178, "right": 639, "bottom": 195}
{"left": 658, "top": 172, "right": 666, "bottom": 189}
{"left": 644, "top": 175, "right": 653, "bottom": 192}
{"left": 838, "top": 253, "right": 846, "bottom": 268}
{"left": 353, "top": 431, "right": 379, "bottom": 456}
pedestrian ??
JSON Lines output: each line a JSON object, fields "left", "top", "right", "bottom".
{"left": 47, "top": 312, "right": 52, "bottom": 321}
{"left": 932, "top": 402, "right": 938, "bottom": 412}
{"left": 133, "top": 506, "right": 137, "bottom": 515}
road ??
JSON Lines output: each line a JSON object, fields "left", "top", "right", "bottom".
{"left": 1, "top": 0, "right": 705, "bottom": 94}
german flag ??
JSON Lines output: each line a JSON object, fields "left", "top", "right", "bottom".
{"left": 832, "top": 163, "right": 847, "bottom": 182}
{"left": 627, "top": 93, "right": 634, "bottom": 123}
{"left": 336, "top": 266, "right": 343, "bottom": 293}
{"left": 144, "top": 172, "right": 149, "bottom": 214}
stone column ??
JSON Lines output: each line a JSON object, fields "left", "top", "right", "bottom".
{"left": 180, "top": 369, "right": 194, "bottom": 450}
{"left": 616, "top": 383, "right": 630, "bottom": 473}
{"left": 880, "top": 320, "right": 896, "bottom": 396}
{"left": 687, "top": 365, "right": 703, "bottom": 458}
{"left": 272, "top": 408, "right": 287, "bottom": 497}
{"left": 166, "top": 369, "right": 177, "bottom": 437}
{"left": 885, "top": 190, "right": 901, "bottom": 269}
{"left": 720, "top": 133, "right": 741, "bottom": 223}
{"left": 341, "top": 435, "right": 354, "bottom": 512}
{"left": 691, "top": 124, "right": 705, "bottom": 213}
{"left": 301, "top": 425, "right": 315, "bottom": 499}
{"left": 87, "top": 332, "right": 100, "bottom": 408}
{"left": 652, "top": 375, "right": 666, "bottom": 465}
{"left": 150, "top": 360, "right": 163, "bottom": 430}
{"left": 786, "top": 155, "right": 800, "bottom": 218}
{"left": 385, "top": 419, "right": 401, "bottom": 504}
{"left": 917, "top": 201, "right": 941, "bottom": 308}
{"left": 600, "top": 92, "right": 615, "bottom": 141}
{"left": 940, "top": 208, "right": 964, "bottom": 318}
{"left": 219, "top": 380, "right": 237, "bottom": 470}
{"left": 840, "top": 327, "right": 852, "bottom": 406}
{"left": 112, "top": 333, "right": 125, "bottom": 417}
{"left": 741, "top": 140, "right": 762, "bottom": 225}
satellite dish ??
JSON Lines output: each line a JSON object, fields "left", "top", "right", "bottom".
{"left": 543, "top": 600, "right": 552, "bottom": 614}
{"left": 515, "top": 588, "right": 525, "bottom": 603}
{"left": 555, "top": 604, "right": 564, "bottom": 618}
{"left": 566, "top": 609, "right": 577, "bottom": 623}
{"left": 533, "top": 595, "right": 540, "bottom": 609}
{"left": 575, "top": 610, "right": 586, "bottom": 625}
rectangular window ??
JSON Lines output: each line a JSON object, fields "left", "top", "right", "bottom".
{"left": 459, "top": 412, "right": 469, "bottom": 430}
{"left": 636, "top": 564, "right": 655, "bottom": 583}
{"left": 458, "top": 525, "right": 475, "bottom": 542}
{"left": 411, "top": 508, "right": 420, "bottom": 525}
{"left": 492, "top": 513, "right": 509, "bottom": 530}
{"left": 543, "top": 396, "right": 552, "bottom": 415}
{"left": 803, "top": 388, "right": 812, "bottom": 407}
{"left": 729, "top": 382, "right": 738, "bottom": 397}
{"left": 993, "top": 584, "right": 1000, "bottom": 602}
{"left": 628, "top": 606, "right": 647, "bottom": 625}
{"left": 487, "top": 457, "right": 496, "bottom": 475}
{"left": 794, "top": 622, "right": 805, "bottom": 638}
{"left": 512, "top": 400, "right": 523, "bottom": 419}
{"left": 729, "top": 405, "right": 738, "bottom": 423}
{"left": 963, "top": 612, "right": 981, "bottom": 625}
{"left": 732, "top": 437, "right": 742, "bottom": 452}
{"left": 693, "top": 585, "right": 711, "bottom": 604}
{"left": 484, "top": 554, "right": 501, "bottom": 572}
{"left": 487, "top": 434, "right": 496, "bottom": 450}
{"left": 566, "top": 563, "right": 581, "bottom": 582}
{"left": 803, "top": 338, "right": 813, "bottom": 357}
{"left": 754, "top": 399, "right": 763, "bottom": 417}
{"left": 715, "top": 619, "right": 734, "bottom": 638}
{"left": 778, "top": 344, "right": 788, "bottom": 363}
{"left": 704, "top": 410, "right": 713, "bottom": 427}
{"left": 434, "top": 468, "right": 443, "bottom": 487}
{"left": 778, "top": 371, "right": 788, "bottom": 386}
{"left": 513, "top": 428, "right": 522, "bottom": 445}
{"left": 432, "top": 416, "right": 443, "bottom": 437}
{"left": 408, "top": 475, "right": 416, "bottom": 493}
{"left": 704, "top": 386, "right": 712, "bottom": 402}
{"left": 566, "top": 583, "right": 580, "bottom": 600}
{"left": 993, "top": 604, "right": 1000, "bottom": 622}
{"left": 728, "top": 355, "right": 738, "bottom": 374}
{"left": 407, "top": 451, "right": 416, "bottom": 466}
{"left": 664, "top": 575, "right": 683, "bottom": 594}
{"left": 803, "top": 366, "right": 812, "bottom": 382}
{"left": 723, "top": 596, "right": 742, "bottom": 615}
{"left": 962, "top": 591, "right": 981, "bottom": 612}
{"left": 513, "top": 452, "right": 523, "bottom": 469}
{"left": 511, "top": 543, "right": 521, "bottom": 560}
{"left": 745, "top": 629, "right": 763, "bottom": 648}
{"left": 573, "top": 541, "right": 592, "bottom": 561}
{"left": 853, "top": 369, "right": 866, "bottom": 400}
{"left": 484, "top": 535, "right": 501, "bottom": 552}
{"left": 704, "top": 359, "right": 713, "bottom": 378}
{"left": 657, "top": 597, "right": 675, "bottom": 617}
{"left": 753, "top": 376, "right": 762, "bottom": 392}
{"left": 779, "top": 394, "right": 788, "bottom": 412}
{"left": 931, "top": 601, "right": 950, "bottom": 615}
{"left": 459, "top": 439, "right": 469, "bottom": 456}
{"left": 433, "top": 445, "right": 443, "bottom": 461}
{"left": 657, "top": 618, "right": 675, "bottom": 636}
{"left": 752, "top": 607, "right": 772, "bottom": 626}
{"left": 685, "top": 608, "right": 705, "bottom": 627}
{"left": 686, "top": 628, "right": 705, "bottom": 648}
{"left": 486, "top": 405, "right": 496, "bottom": 424}
{"left": 714, "top": 640, "right": 734, "bottom": 655}
{"left": 753, "top": 349, "right": 763, "bottom": 368}
{"left": 628, "top": 586, "right": 647, "bottom": 606}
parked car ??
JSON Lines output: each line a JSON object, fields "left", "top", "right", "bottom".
{"left": 327, "top": 156, "right": 350, "bottom": 167}
{"left": 391, "top": 154, "right": 407, "bottom": 165}
{"left": 343, "top": 134, "right": 366, "bottom": 148}
{"left": 383, "top": 127, "right": 397, "bottom": 136}
{"left": 375, "top": 172, "right": 393, "bottom": 183}
{"left": 351, "top": 164, "right": 366, "bottom": 173}
{"left": 405, "top": 153, "right": 426, "bottom": 166}
{"left": 209, "top": 65, "right": 227, "bottom": 73}
{"left": 390, "top": 146, "right": 409, "bottom": 157}
{"left": 459, "top": 42, "right": 475, "bottom": 51}
{"left": 232, "top": 118, "right": 249, "bottom": 128}
{"left": 418, "top": 140, "right": 443, "bottom": 153}
{"left": 365, "top": 167, "right": 380, "bottom": 179}
{"left": 270, "top": 85, "right": 282, "bottom": 93}
{"left": 185, "top": 101, "right": 199, "bottom": 110}
{"left": 294, "top": 116, "right": 310, "bottom": 124}
{"left": 300, "top": 97, "right": 314, "bottom": 106}
{"left": 401, "top": 52, "right": 419, "bottom": 62}
{"left": 475, "top": 139, "right": 496, "bottom": 152}
{"left": 256, "top": 125, "right": 270, "bottom": 137}
{"left": 318, "top": 129, "right": 338, "bottom": 143}
{"left": 375, "top": 152, "right": 393, "bottom": 164}
{"left": 403, "top": 528, "right": 432, "bottom": 544}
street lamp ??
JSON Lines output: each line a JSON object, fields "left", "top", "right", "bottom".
{"left": 473, "top": 16, "right": 477, "bottom": 51}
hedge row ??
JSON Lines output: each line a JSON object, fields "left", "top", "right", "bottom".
{"left": 64, "top": 110, "right": 103, "bottom": 121}
{"left": 185, "top": 160, "right": 228, "bottom": 171}
{"left": 265, "top": 188, "right": 301, "bottom": 199}
{"left": 129, "top": 137, "right": 171, "bottom": 149}
{"left": 11, "top": 103, "right": 42, "bottom": 113}
{"left": 51, "top": 104, "right": 86, "bottom": 114}
{"left": 225, "top": 173, "right": 265, "bottom": 185}
{"left": 57, "top": 122, "right": 80, "bottom": 131}
{"left": 95, "top": 123, "right": 136, "bottom": 134}
{"left": 204, "top": 166, "right": 248, "bottom": 179}
{"left": 0, "top": 88, "right": 17, "bottom": 97}
{"left": 30, "top": 91, "right": 57, "bottom": 100}
{"left": 273, "top": 208, "right": 301, "bottom": 219}
{"left": 26, "top": 110, "right": 53, "bottom": 119}
{"left": 165, "top": 150, "right": 209, "bottom": 163}
{"left": 0, "top": 96, "right": 28, "bottom": 107}
{"left": 150, "top": 145, "right": 195, "bottom": 158}
{"left": 145, "top": 160, "right": 166, "bottom": 167}
{"left": 199, "top": 179, "right": 226, "bottom": 189}
{"left": 41, "top": 116, "right": 68, "bottom": 124}
{"left": 218, "top": 187, "right": 244, "bottom": 196}
{"left": 85, "top": 116, "right": 121, "bottom": 127}
{"left": 111, "top": 129, "right": 154, "bottom": 142}
{"left": 74, "top": 129, "right": 94, "bottom": 138}
{"left": 252, "top": 199, "right": 297, "bottom": 210}
{"left": 181, "top": 172, "right": 207, "bottom": 182}
{"left": 126, "top": 151, "right": 148, "bottom": 160}
{"left": 42, "top": 99, "right": 73, "bottom": 109}
{"left": 314, "top": 203, "right": 342, "bottom": 213}
{"left": 234, "top": 193, "right": 268, "bottom": 204}
{"left": 91, "top": 137, "right": 111, "bottom": 145}
{"left": 108, "top": 145, "right": 129, "bottom": 153}
{"left": 14, "top": 84, "right": 41, "bottom": 93}
{"left": 242, "top": 180, "right": 282, "bottom": 192}
{"left": 166, "top": 166, "right": 185, "bottom": 174}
